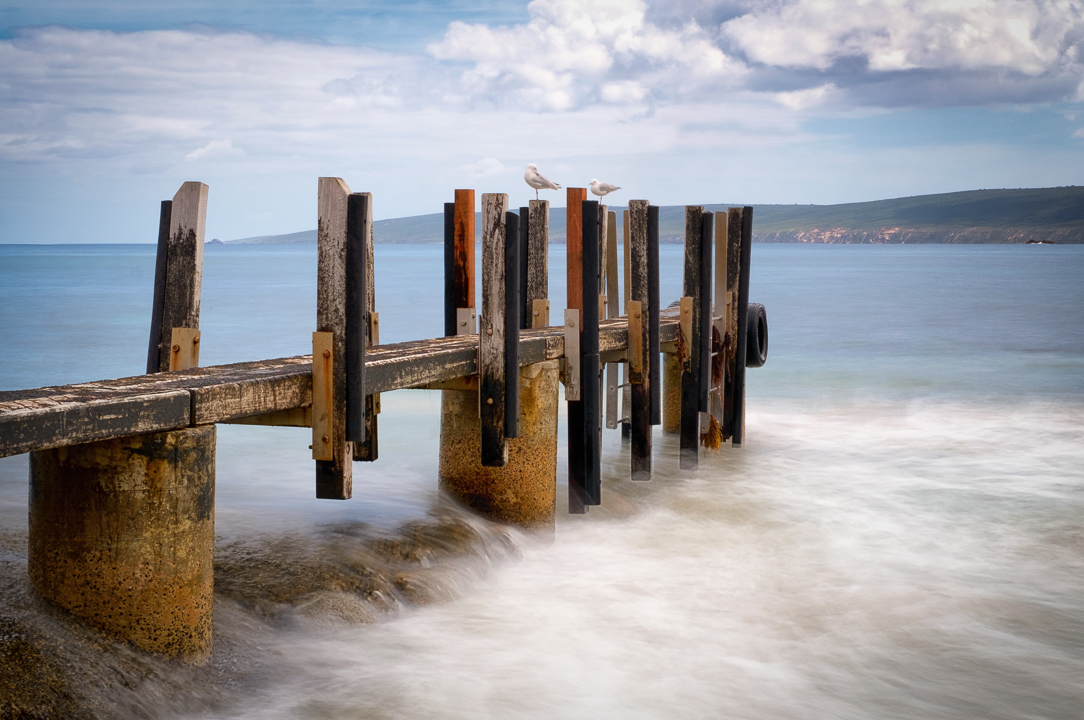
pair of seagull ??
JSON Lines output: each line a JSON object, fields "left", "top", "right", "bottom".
{"left": 524, "top": 164, "right": 620, "bottom": 201}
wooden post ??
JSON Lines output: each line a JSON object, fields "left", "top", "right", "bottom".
{"left": 566, "top": 188, "right": 587, "bottom": 316}
{"left": 505, "top": 210, "right": 521, "bottom": 439}
{"left": 724, "top": 207, "right": 743, "bottom": 443}
{"left": 708, "top": 211, "right": 728, "bottom": 437}
{"left": 156, "top": 182, "right": 208, "bottom": 373}
{"left": 519, "top": 206, "right": 530, "bottom": 330}
{"left": 480, "top": 193, "right": 510, "bottom": 467}
{"left": 582, "top": 199, "right": 601, "bottom": 506}
{"left": 604, "top": 207, "right": 620, "bottom": 431}
{"left": 628, "top": 199, "right": 652, "bottom": 481}
{"left": 680, "top": 206, "right": 704, "bottom": 470}
{"left": 146, "top": 200, "right": 171, "bottom": 374}
{"left": 346, "top": 193, "right": 368, "bottom": 444}
{"left": 528, "top": 200, "right": 550, "bottom": 328}
{"left": 699, "top": 212, "right": 713, "bottom": 414}
{"left": 732, "top": 206, "right": 753, "bottom": 447}
{"left": 316, "top": 177, "right": 353, "bottom": 499}
{"left": 354, "top": 191, "right": 378, "bottom": 462}
{"left": 621, "top": 209, "right": 632, "bottom": 437}
{"left": 648, "top": 205, "right": 661, "bottom": 426}
{"left": 443, "top": 202, "right": 457, "bottom": 337}
{"left": 454, "top": 189, "right": 476, "bottom": 320}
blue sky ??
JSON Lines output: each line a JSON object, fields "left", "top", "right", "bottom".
{"left": 1, "top": 0, "right": 1082, "bottom": 243}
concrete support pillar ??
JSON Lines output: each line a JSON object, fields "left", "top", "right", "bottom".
{"left": 662, "top": 352, "right": 681, "bottom": 434}
{"left": 439, "top": 360, "right": 558, "bottom": 530}
{"left": 28, "top": 426, "right": 215, "bottom": 663}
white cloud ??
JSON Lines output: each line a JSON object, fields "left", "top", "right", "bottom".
{"left": 428, "top": 0, "right": 746, "bottom": 110}
{"left": 185, "top": 139, "right": 245, "bottom": 162}
{"left": 460, "top": 157, "right": 507, "bottom": 177}
{"left": 723, "top": 0, "right": 1083, "bottom": 75}
{"left": 1074, "top": 127, "right": 1084, "bottom": 137}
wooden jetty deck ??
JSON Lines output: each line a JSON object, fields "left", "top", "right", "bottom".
{"left": 0, "top": 313, "right": 679, "bottom": 459}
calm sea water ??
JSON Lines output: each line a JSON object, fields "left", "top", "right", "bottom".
{"left": 2, "top": 242, "right": 1083, "bottom": 718}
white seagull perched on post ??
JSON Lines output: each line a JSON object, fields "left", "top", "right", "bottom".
{"left": 590, "top": 179, "right": 621, "bottom": 198}
{"left": 525, "top": 164, "right": 561, "bottom": 200}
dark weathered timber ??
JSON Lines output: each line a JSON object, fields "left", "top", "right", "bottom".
{"left": 628, "top": 199, "right": 652, "bottom": 481}
{"left": 582, "top": 200, "right": 601, "bottom": 505}
{"left": 648, "top": 205, "right": 661, "bottom": 427}
{"left": 732, "top": 206, "right": 753, "bottom": 447}
{"left": 710, "top": 212, "right": 728, "bottom": 429}
{"left": 454, "top": 189, "right": 476, "bottom": 312}
{"left": 505, "top": 210, "right": 521, "bottom": 439}
{"left": 354, "top": 191, "right": 378, "bottom": 463}
{"left": 680, "top": 206, "right": 704, "bottom": 470}
{"left": 444, "top": 202, "right": 456, "bottom": 337}
{"left": 723, "top": 207, "right": 743, "bottom": 440}
{"left": 0, "top": 389, "right": 192, "bottom": 457}
{"left": 527, "top": 200, "right": 549, "bottom": 324}
{"left": 316, "top": 177, "right": 353, "bottom": 499}
{"left": 146, "top": 200, "right": 172, "bottom": 374}
{"left": 621, "top": 210, "right": 632, "bottom": 438}
{"left": 566, "top": 187, "right": 587, "bottom": 314}
{"left": 518, "top": 206, "right": 529, "bottom": 330}
{"left": 157, "top": 182, "right": 208, "bottom": 373}
{"left": 0, "top": 313, "right": 681, "bottom": 460}
{"left": 480, "top": 193, "right": 509, "bottom": 467}
{"left": 699, "top": 211, "right": 713, "bottom": 414}
{"left": 345, "top": 193, "right": 368, "bottom": 444}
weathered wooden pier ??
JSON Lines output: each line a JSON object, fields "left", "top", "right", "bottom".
{"left": 0, "top": 179, "right": 767, "bottom": 663}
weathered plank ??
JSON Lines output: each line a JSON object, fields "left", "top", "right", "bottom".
{"left": 316, "top": 177, "right": 353, "bottom": 499}
{"left": 518, "top": 206, "right": 530, "bottom": 331}
{"left": 628, "top": 199, "right": 652, "bottom": 481}
{"left": 606, "top": 210, "right": 620, "bottom": 318}
{"left": 1, "top": 312, "right": 682, "bottom": 459}
{"left": 648, "top": 205, "right": 661, "bottom": 427}
{"left": 699, "top": 211, "right": 713, "bottom": 414}
{"left": 621, "top": 209, "right": 631, "bottom": 436}
{"left": 480, "top": 193, "right": 509, "bottom": 467}
{"left": 157, "top": 182, "right": 208, "bottom": 373}
{"left": 0, "top": 390, "right": 191, "bottom": 457}
{"left": 710, "top": 211, "right": 728, "bottom": 431}
{"left": 724, "top": 207, "right": 742, "bottom": 441}
{"left": 146, "top": 200, "right": 171, "bottom": 374}
{"left": 527, "top": 200, "right": 549, "bottom": 326}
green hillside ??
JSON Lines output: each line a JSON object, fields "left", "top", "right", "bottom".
{"left": 228, "top": 186, "right": 1084, "bottom": 245}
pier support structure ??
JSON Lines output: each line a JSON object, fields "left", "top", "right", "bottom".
{"left": 438, "top": 361, "right": 559, "bottom": 530}
{"left": 28, "top": 426, "right": 216, "bottom": 662}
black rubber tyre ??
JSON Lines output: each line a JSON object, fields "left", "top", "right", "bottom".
{"left": 745, "top": 303, "right": 768, "bottom": 368}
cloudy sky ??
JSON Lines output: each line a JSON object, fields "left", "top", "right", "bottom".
{"left": 2, "top": 0, "right": 1082, "bottom": 243}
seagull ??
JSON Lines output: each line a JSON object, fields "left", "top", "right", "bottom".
{"left": 590, "top": 179, "right": 621, "bottom": 198}
{"left": 525, "top": 164, "right": 561, "bottom": 200}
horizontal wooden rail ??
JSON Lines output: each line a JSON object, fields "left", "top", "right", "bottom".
{"left": 0, "top": 310, "right": 679, "bottom": 458}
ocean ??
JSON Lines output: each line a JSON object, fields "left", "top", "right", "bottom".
{"left": 1, "top": 242, "right": 1083, "bottom": 718}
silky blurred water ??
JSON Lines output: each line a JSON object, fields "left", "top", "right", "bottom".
{"left": 1, "top": 242, "right": 1083, "bottom": 718}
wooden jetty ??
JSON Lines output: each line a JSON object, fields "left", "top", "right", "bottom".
{"left": 0, "top": 179, "right": 766, "bottom": 663}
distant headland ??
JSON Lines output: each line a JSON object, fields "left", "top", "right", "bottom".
{"left": 227, "top": 186, "right": 1084, "bottom": 245}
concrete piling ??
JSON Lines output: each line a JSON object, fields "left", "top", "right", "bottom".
{"left": 28, "top": 426, "right": 216, "bottom": 663}
{"left": 438, "top": 361, "right": 559, "bottom": 530}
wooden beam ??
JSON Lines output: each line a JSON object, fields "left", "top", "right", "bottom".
{"left": 699, "top": 211, "right": 713, "bottom": 414}
{"left": 354, "top": 191, "right": 378, "bottom": 463}
{"left": 454, "top": 189, "right": 476, "bottom": 311}
{"left": 312, "top": 331, "right": 334, "bottom": 461}
{"left": 223, "top": 407, "right": 311, "bottom": 427}
{"left": 479, "top": 193, "right": 510, "bottom": 467}
{"left": 709, "top": 211, "right": 728, "bottom": 432}
{"left": 628, "top": 199, "right": 651, "bottom": 481}
{"left": 531, "top": 299, "right": 549, "bottom": 329}
{"left": 157, "top": 182, "right": 208, "bottom": 373}
{"left": 518, "top": 206, "right": 530, "bottom": 330}
{"left": 648, "top": 205, "right": 661, "bottom": 427}
{"left": 621, "top": 209, "right": 631, "bottom": 436}
{"left": 723, "top": 207, "right": 742, "bottom": 441}
{"left": 146, "top": 200, "right": 171, "bottom": 374}
{"left": 315, "top": 177, "right": 353, "bottom": 498}
{"left": 443, "top": 202, "right": 457, "bottom": 337}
